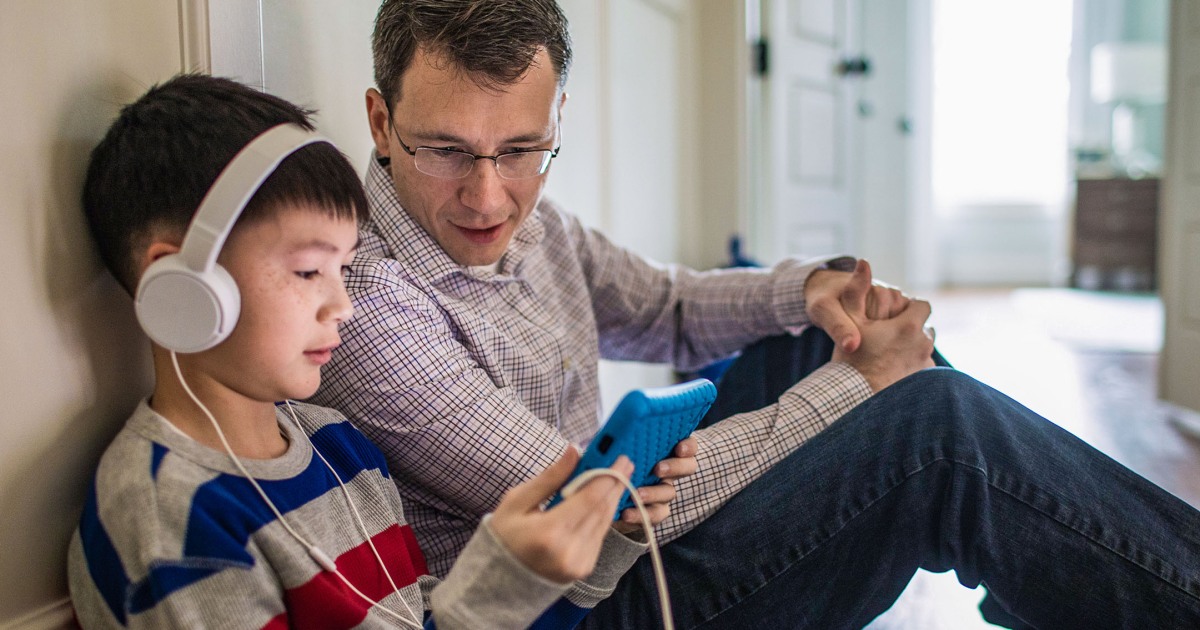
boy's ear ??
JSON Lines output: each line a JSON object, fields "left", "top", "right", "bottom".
{"left": 366, "top": 88, "right": 392, "bottom": 160}
{"left": 138, "top": 241, "right": 182, "bottom": 277}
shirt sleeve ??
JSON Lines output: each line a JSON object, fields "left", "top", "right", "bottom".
{"left": 656, "top": 361, "right": 874, "bottom": 541}
{"left": 562, "top": 210, "right": 851, "bottom": 371}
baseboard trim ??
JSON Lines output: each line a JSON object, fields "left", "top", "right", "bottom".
{"left": 0, "top": 599, "right": 75, "bottom": 630}
{"left": 1169, "top": 405, "right": 1200, "bottom": 441}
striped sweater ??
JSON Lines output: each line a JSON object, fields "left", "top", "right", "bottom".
{"left": 68, "top": 400, "right": 645, "bottom": 629}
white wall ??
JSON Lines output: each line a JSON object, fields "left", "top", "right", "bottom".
{"left": 0, "top": 3, "right": 382, "bottom": 627}
{"left": 549, "top": 0, "right": 715, "bottom": 415}
{"left": 261, "top": 0, "right": 379, "bottom": 173}
{"left": 0, "top": 2, "right": 180, "bottom": 626}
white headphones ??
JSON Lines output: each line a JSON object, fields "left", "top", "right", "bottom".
{"left": 135, "top": 124, "right": 328, "bottom": 353}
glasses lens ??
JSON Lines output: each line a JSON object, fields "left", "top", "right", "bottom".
{"left": 496, "top": 151, "right": 553, "bottom": 179}
{"left": 414, "top": 148, "right": 474, "bottom": 178}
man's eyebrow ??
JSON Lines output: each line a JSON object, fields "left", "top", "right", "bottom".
{"left": 409, "top": 129, "right": 554, "bottom": 146}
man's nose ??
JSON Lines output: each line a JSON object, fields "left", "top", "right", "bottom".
{"left": 459, "top": 158, "right": 507, "bottom": 214}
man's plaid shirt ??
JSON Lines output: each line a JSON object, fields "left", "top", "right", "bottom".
{"left": 312, "top": 156, "right": 873, "bottom": 577}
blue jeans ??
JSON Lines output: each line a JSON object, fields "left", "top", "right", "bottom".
{"left": 582, "top": 331, "right": 1200, "bottom": 629}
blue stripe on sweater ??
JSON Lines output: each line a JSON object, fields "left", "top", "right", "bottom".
{"left": 81, "top": 420, "right": 389, "bottom": 618}
{"left": 79, "top": 481, "right": 131, "bottom": 625}
{"left": 150, "top": 443, "right": 167, "bottom": 480}
{"left": 177, "top": 421, "right": 388, "bottom": 564}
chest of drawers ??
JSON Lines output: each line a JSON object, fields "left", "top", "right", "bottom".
{"left": 1071, "top": 177, "right": 1159, "bottom": 291}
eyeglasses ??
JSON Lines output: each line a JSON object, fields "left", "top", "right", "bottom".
{"left": 392, "top": 130, "right": 560, "bottom": 180}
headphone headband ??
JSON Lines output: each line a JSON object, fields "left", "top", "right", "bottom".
{"left": 179, "top": 124, "right": 328, "bottom": 272}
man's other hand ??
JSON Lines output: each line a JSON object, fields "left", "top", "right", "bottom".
{"left": 612, "top": 436, "right": 699, "bottom": 535}
{"left": 805, "top": 258, "right": 913, "bottom": 353}
{"left": 830, "top": 260, "right": 936, "bottom": 392}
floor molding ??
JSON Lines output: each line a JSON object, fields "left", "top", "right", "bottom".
{"left": 0, "top": 599, "right": 74, "bottom": 630}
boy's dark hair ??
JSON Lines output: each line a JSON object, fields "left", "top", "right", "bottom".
{"left": 372, "top": 0, "right": 572, "bottom": 108}
{"left": 83, "top": 73, "right": 369, "bottom": 293}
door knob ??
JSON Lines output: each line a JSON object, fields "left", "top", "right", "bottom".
{"left": 836, "top": 57, "right": 871, "bottom": 77}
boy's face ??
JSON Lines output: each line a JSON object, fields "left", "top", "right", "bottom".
{"left": 368, "top": 47, "right": 565, "bottom": 267}
{"left": 195, "top": 206, "right": 358, "bottom": 403}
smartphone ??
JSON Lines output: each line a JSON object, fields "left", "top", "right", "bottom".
{"left": 549, "top": 378, "right": 716, "bottom": 518}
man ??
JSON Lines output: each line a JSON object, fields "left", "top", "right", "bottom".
{"left": 313, "top": 1, "right": 1200, "bottom": 626}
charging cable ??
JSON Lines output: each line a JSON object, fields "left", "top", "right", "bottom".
{"left": 561, "top": 469, "right": 675, "bottom": 630}
{"left": 170, "top": 352, "right": 423, "bottom": 629}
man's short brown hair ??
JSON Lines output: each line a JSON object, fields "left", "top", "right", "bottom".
{"left": 372, "top": 0, "right": 572, "bottom": 107}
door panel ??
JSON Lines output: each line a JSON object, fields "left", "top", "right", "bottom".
{"left": 757, "top": 0, "right": 860, "bottom": 263}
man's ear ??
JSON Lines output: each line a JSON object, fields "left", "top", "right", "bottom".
{"left": 557, "top": 90, "right": 568, "bottom": 120}
{"left": 366, "top": 88, "right": 393, "bottom": 159}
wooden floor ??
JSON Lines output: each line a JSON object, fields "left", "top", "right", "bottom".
{"left": 864, "top": 288, "right": 1200, "bottom": 629}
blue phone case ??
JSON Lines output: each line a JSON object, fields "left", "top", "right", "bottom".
{"left": 549, "top": 378, "right": 716, "bottom": 518}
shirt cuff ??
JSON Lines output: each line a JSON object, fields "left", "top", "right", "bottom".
{"left": 430, "top": 514, "right": 571, "bottom": 630}
{"left": 781, "top": 361, "right": 873, "bottom": 428}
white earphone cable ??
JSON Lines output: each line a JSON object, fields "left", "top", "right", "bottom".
{"left": 563, "top": 468, "right": 675, "bottom": 630}
{"left": 281, "top": 400, "right": 415, "bottom": 616}
{"left": 169, "top": 352, "right": 422, "bottom": 629}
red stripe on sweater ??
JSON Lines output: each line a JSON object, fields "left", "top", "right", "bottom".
{"left": 284, "top": 524, "right": 429, "bottom": 630}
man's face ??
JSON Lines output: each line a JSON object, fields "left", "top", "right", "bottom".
{"left": 367, "top": 48, "right": 564, "bottom": 266}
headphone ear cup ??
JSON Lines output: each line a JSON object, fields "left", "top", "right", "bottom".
{"left": 135, "top": 255, "right": 241, "bottom": 353}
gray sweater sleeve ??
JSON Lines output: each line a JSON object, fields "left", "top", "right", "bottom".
{"left": 429, "top": 516, "right": 648, "bottom": 629}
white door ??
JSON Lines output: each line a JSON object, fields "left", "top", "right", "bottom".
{"left": 1160, "top": 0, "right": 1200, "bottom": 417}
{"left": 753, "top": 0, "right": 862, "bottom": 263}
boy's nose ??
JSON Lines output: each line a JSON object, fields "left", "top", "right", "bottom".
{"left": 323, "top": 286, "right": 355, "bottom": 323}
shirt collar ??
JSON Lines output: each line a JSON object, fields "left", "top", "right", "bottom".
{"left": 364, "top": 153, "right": 545, "bottom": 282}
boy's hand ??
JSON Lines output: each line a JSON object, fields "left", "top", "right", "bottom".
{"left": 613, "top": 436, "right": 699, "bottom": 534}
{"left": 490, "top": 448, "right": 633, "bottom": 583}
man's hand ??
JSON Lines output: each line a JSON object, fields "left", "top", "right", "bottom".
{"left": 612, "top": 436, "right": 699, "bottom": 534}
{"left": 490, "top": 448, "right": 633, "bottom": 583}
{"left": 831, "top": 260, "right": 936, "bottom": 392}
{"left": 805, "top": 258, "right": 913, "bottom": 352}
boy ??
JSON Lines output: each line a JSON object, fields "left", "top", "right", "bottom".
{"left": 68, "top": 74, "right": 691, "bottom": 629}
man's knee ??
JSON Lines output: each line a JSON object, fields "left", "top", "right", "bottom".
{"left": 867, "top": 367, "right": 1007, "bottom": 433}
{"left": 886, "top": 366, "right": 981, "bottom": 400}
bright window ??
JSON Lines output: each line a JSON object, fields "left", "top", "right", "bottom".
{"left": 932, "top": 0, "right": 1074, "bottom": 212}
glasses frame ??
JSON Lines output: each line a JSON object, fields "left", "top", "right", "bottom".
{"left": 390, "top": 126, "right": 560, "bottom": 181}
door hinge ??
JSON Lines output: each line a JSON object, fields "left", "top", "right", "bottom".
{"left": 754, "top": 38, "right": 769, "bottom": 77}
